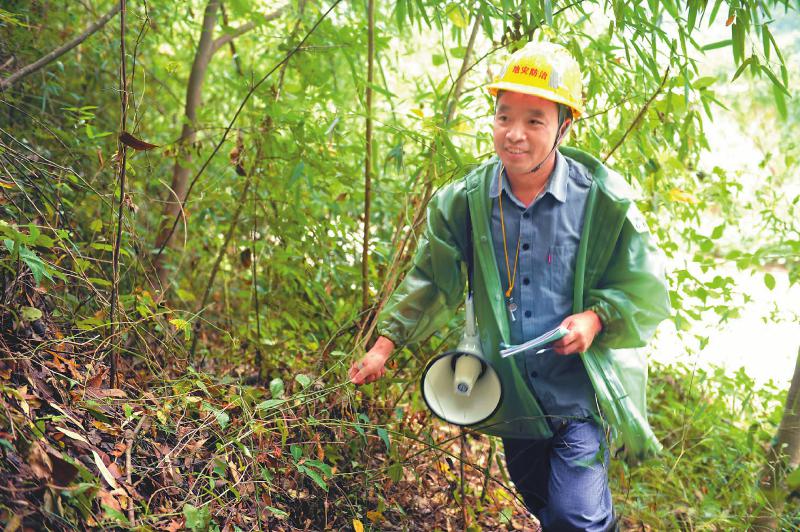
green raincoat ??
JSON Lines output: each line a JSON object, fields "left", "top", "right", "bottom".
{"left": 377, "top": 147, "right": 671, "bottom": 460}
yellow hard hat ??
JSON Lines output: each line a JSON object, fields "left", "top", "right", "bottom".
{"left": 487, "top": 41, "right": 584, "bottom": 118}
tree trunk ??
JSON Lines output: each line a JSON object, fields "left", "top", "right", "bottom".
{"left": 754, "top": 346, "right": 800, "bottom": 530}
{"left": 152, "top": 0, "right": 220, "bottom": 296}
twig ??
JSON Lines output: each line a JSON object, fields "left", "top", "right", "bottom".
{"left": 446, "top": 12, "right": 483, "bottom": 124}
{"left": 460, "top": 429, "right": 467, "bottom": 529}
{"left": 153, "top": 0, "right": 343, "bottom": 261}
{"left": 479, "top": 437, "right": 495, "bottom": 502}
{"left": 0, "top": 3, "right": 122, "bottom": 89}
{"left": 109, "top": 0, "right": 128, "bottom": 389}
{"left": 219, "top": 4, "right": 243, "bottom": 77}
{"left": 603, "top": 65, "right": 671, "bottom": 163}
{"left": 125, "top": 414, "right": 148, "bottom": 526}
{"left": 250, "top": 173, "right": 262, "bottom": 381}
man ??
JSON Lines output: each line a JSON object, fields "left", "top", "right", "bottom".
{"left": 350, "top": 41, "right": 670, "bottom": 531}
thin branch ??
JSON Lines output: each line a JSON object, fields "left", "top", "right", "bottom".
{"left": 125, "top": 414, "right": 147, "bottom": 525}
{"left": 109, "top": 0, "right": 128, "bottom": 389}
{"left": 603, "top": 65, "right": 671, "bottom": 163}
{"left": 210, "top": 4, "right": 288, "bottom": 54}
{"left": 220, "top": 4, "right": 243, "bottom": 76}
{"left": 446, "top": 12, "right": 483, "bottom": 124}
{"left": 0, "top": 3, "right": 122, "bottom": 89}
{"left": 153, "top": 0, "right": 343, "bottom": 261}
{"left": 361, "top": 0, "right": 375, "bottom": 313}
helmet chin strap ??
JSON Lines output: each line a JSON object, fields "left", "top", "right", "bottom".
{"left": 527, "top": 119, "right": 571, "bottom": 175}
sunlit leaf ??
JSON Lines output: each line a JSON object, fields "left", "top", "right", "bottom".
{"left": 446, "top": 3, "right": 468, "bottom": 28}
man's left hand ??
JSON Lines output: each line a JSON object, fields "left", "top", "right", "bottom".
{"left": 552, "top": 310, "right": 603, "bottom": 355}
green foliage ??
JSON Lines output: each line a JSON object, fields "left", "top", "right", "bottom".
{"left": 0, "top": 0, "right": 798, "bottom": 529}
{"left": 183, "top": 503, "right": 211, "bottom": 531}
{"left": 614, "top": 362, "right": 800, "bottom": 529}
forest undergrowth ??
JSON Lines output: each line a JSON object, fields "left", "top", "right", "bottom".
{"left": 0, "top": 261, "right": 796, "bottom": 531}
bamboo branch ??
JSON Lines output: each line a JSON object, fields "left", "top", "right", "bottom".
{"left": 446, "top": 12, "right": 483, "bottom": 124}
{"left": 273, "top": 0, "right": 307, "bottom": 102}
{"left": 603, "top": 65, "right": 671, "bottom": 163}
{"left": 361, "top": 0, "right": 375, "bottom": 314}
{"left": 355, "top": 10, "right": 481, "bottom": 348}
{"left": 109, "top": 0, "right": 128, "bottom": 389}
{"left": 0, "top": 3, "right": 122, "bottom": 89}
{"left": 125, "top": 414, "right": 147, "bottom": 526}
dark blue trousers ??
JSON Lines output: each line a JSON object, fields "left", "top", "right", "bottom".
{"left": 502, "top": 419, "right": 614, "bottom": 531}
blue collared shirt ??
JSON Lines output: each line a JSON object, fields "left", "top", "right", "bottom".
{"left": 489, "top": 151, "right": 597, "bottom": 421}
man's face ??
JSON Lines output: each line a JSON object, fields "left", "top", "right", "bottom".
{"left": 493, "top": 91, "right": 562, "bottom": 177}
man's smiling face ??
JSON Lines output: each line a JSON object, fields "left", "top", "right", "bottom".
{"left": 492, "top": 90, "right": 562, "bottom": 179}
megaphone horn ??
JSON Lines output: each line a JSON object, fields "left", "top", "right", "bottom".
{"left": 420, "top": 295, "right": 503, "bottom": 426}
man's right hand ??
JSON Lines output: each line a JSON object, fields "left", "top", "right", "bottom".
{"left": 349, "top": 336, "right": 395, "bottom": 385}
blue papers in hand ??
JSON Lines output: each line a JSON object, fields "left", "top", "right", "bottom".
{"left": 499, "top": 326, "right": 569, "bottom": 358}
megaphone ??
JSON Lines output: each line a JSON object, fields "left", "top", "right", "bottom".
{"left": 420, "top": 295, "right": 503, "bottom": 426}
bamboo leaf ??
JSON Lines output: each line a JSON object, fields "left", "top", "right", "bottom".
{"left": 377, "top": 427, "right": 390, "bottom": 451}
{"left": 686, "top": 3, "right": 698, "bottom": 31}
{"left": 55, "top": 426, "right": 89, "bottom": 444}
{"left": 701, "top": 39, "right": 731, "bottom": 51}
{"left": 772, "top": 83, "right": 788, "bottom": 120}
{"left": 445, "top": 3, "right": 468, "bottom": 29}
{"left": 760, "top": 65, "right": 790, "bottom": 96}
{"left": 394, "top": 0, "right": 406, "bottom": 29}
{"left": 708, "top": 0, "right": 724, "bottom": 25}
{"left": 732, "top": 21, "right": 744, "bottom": 65}
{"left": 730, "top": 56, "right": 753, "bottom": 82}
{"left": 91, "top": 450, "right": 119, "bottom": 489}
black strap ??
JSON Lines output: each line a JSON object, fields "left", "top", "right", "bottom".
{"left": 464, "top": 202, "right": 474, "bottom": 297}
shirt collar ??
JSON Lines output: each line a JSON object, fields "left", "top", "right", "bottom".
{"left": 489, "top": 151, "right": 569, "bottom": 205}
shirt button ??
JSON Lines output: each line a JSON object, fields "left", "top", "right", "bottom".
{"left": 522, "top": 243, "right": 530, "bottom": 251}
{"left": 523, "top": 212, "right": 530, "bottom": 219}
{"left": 530, "top": 371, "right": 538, "bottom": 378}
{"left": 524, "top": 310, "right": 532, "bottom": 318}
{"left": 523, "top": 278, "right": 530, "bottom": 285}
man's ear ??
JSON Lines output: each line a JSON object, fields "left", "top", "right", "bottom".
{"left": 557, "top": 118, "right": 572, "bottom": 143}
